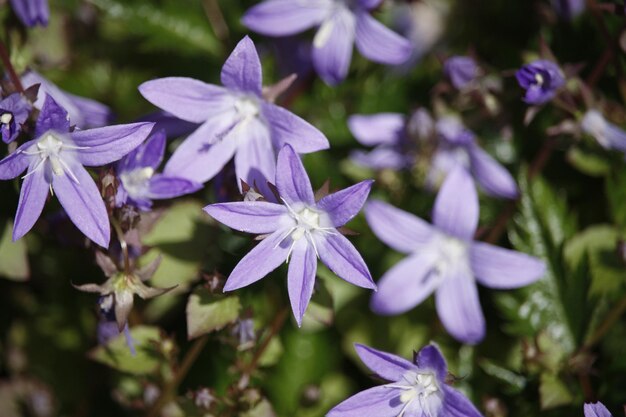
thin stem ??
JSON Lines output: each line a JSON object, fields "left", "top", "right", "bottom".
{"left": 111, "top": 219, "right": 131, "bottom": 275}
{"left": 583, "top": 293, "right": 626, "bottom": 349}
{"left": 0, "top": 39, "right": 24, "bottom": 94}
{"left": 202, "top": 0, "right": 229, "bottom": 42}
{"left": 243, "top": 307, "right": 289, "bottom": 375}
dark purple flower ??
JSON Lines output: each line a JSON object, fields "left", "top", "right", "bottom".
{"left": 552, "top": 0, "right": 585, "bottom": 20}
{"left": 0, "top": 93, "right": 31, "bottom": 144}
{"left": 444, "top": 56, "right": 479, "bottom": 90}
{"left": 584, "top": 402, "right": 612, "bottom": 417}
{"left": 581, "top": 110, "right": 626, "bottom": 154}
{"left": 204, "top": 145, "right": 375, "bottom": 326}
{"left": 515, "top": 60, "right": 565, "bottom": 105}
{"left": 328, "top": 343, "right": 484, "bottom": 417}
{"left": 366, "top": 168, "right": 545, "bottom": 344}
{"left": 242, "top": 0, "right": 412, "bottom": 85}
{"left": 10, "top": 0, "right": 49, "bottom": 27}
{"left": 0, "top": 95, "right": 153, "bottom": 247}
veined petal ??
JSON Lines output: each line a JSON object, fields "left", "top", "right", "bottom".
{"left": 327, "top": 386, "right": 402, "bottom": 417}
{"left": 354, "top": 343, "right": 416, "bottom": 382}
{"left": 233, "top": 118, "right": 275, "bottom": 194}
{"left": 415, "top": 345, "right": 448, "bottom": 382}
{"left": 242, "top": 0, "right": 331, "bottom": 37}
{"left": 0, "top": 140, "right": 35, "bottom": 180}
{"left": 52, "top": 164, "right": 110, "bottom": 248}
{"left": 312, "top": 10, "right": 356, "bottom": 85}
{"left": 275, "top": 144, "right": 315, "bottom": 205}
{"left": 470, "top": 241, "right": 545, "bottom": 289}
{"left": 221, "top": 36, "right": 263, "bottom": 96}
{"left": 365, "top": 200, "right": 434, "bottom": 254}
{"left": 355, "top": 12, "right": 412, "bottom": 65}
{"left": 262, "top": 103, "right": 330, "bottom": 154}
{"left": 317, "top": 180, "right": 373, "bottom": 227}
{"left": 13, "top": 162, "right": 49, "bottom": 241}
{"left": 432, "top": 167, "right": 478, "bottom": 240}
{"left": 584, "top": 402, "right": 613, "bottom": 417}
{"left": 35, "top": 95, "right": 70, "bottom": 137}
{"left": 223, "top": 229, "right": 290, "bottom": 291}
{"left": 147, "top": 175, "right": 203, "bottom": 200}
{"left": 468, "top": 145, "right": 519, "bottom": 199}
{"left": 203, "top": 201, "right": 288, "bottom": 234}
{"left": 316, "top": 233, "right": 375, "bottom": 289}
{"left": 119, "top": 129, "right": 166, "bottom": 173}
{"left": 348, "top": 113, "right": 405, "bottom": 146}
{"left": 287, "top": 239, "right": 317, "bottom": 327}
{"left": 442, "top": 386, "right": 484, "bottom": 417}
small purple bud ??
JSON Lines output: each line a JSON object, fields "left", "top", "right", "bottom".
{"left": 0, "top": 93, "right": 31, "bottom": 144}
{"left": 444, "top": 56, "right": 479, "bottom": 89}
{"left": 516, "top": 60, "right": 565, "bottom": 105}
{"left": 10, "top": 0, "right": 50, "bottom": 27}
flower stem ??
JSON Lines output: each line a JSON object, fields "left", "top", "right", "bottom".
{"left": 110, "top": 219, "right": 131, "bottom": 275}
{"left": 0, "top": 39, "right": 24, "bottom": 94}
{"left": 244, "top": 307, "right": 289, "bottom": 375}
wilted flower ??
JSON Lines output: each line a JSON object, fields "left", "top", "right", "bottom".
{"left": 366, "top": 167, "right": 545, "bottom": 344}
{"left": 242, "top": 0, "right": 412, "bottom": 85}
{"left": 580, "top": 110, "right": 626, "bottom": 155}
{"left": 444, "top": 56, "right": 479, "bottom": 90}
{"left": 584, "top": 402, "right": 612, "bottom": 417}
{"left": 10, "top": 0, "right": 49, "bottom": 27}
{"left": 204, "top": 145, "right": 375, "bottom": 325}
{"left": 328, "top": 343, "right": 484, "bottom": 417}
{"left": 0, "top": 93, "right": 31, "bottom": 144}
{"left": 0, "top": 95, "right": 153, "bottom": 247}
{"left": 515, "top": 60, "right": 565, "bottom": 105}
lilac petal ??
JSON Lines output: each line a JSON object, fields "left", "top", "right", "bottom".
{"left": 203, "top": 201, "right": 288, "bottom": 234}
{"left": 139, "top": 77, "right": 235, "bottom": 123}
{"left": 13, "top": 163, "right": 49, "bottom": 241}
{"left": 119, "top": 129, "right": 166, "bottom": 173}
{"left": 221, "top": 36, "right": 263, "bottom": 96}
{"left": 365, "top": 200, "right": 434, "bottom": 254}
{"left": 468, "top": 145, "right": 519, "bottom": 199}
{"left": 350, "top": 147, "right": 409, "bottom": 170}
{"left": 52, "top": 164, "right": 110, "bottom": 248}
{"left": 262, "top": 103, "right": 330, "bottom": 154}
{"left": 432, "top": 167, "right": 478, "bottom": 240}
{"left": 354, "top": 344, "right": 416, "bottom": 381}
{"left": 72, "top": 122, "right": 154, "bottom": 167}
{"left": 233, "top": 118, "right": 275, "bottom": 193}
{"left": 442, "top": 386, "right": 484, "bottom": 417}
{"left": 316, "top": 180, "right": 373, "bottom": 227}
{"left": 370, "top": 252, "right": 438, "bottom": 315}
{"left": 415, "top": 345, "right": 447, "bottom": 381}
{"left": 470, "top": 241, "right": 545, "bottom": 289}
{"left": 137, "top": 111, "right": 199, "bottom": 138}
{"left": 354, "top": 12, "right": 412, "bottom": 65}
{"left": 326, "top": 386, "right": 401, "bottom": 417}
{"left": 10, "top": 0, "right": 49, "bottom": 27}
{"left": 35, "top": 95, "right": 70, "bottom": 137}
{"left": 287, "top": 239, "right": 317, "bottom": 326}
{"left": 312, "top": 10, "right": 356, "bottom": 85}
{"left": 64, "top": 93, "right": 114, "bottom": 128}
{"left": 348, "top": 113, "right": 405, "bottom": 146}
{"left": 358, "top": 0, "right": 384, "bottom": 9}
{"left": 435, "top": 268, "right": 485, "bottom": 344}
{"left": 0, "top": 141, "right": 35, "bottom": 180}
{"left": 223, "top": 229, "right": 290, "bottom": 291}
{"left": 316, "top": 233, "right": 375, "bottom": 289}
{"left": 242, "top": 0, "right": 331, "bottom": 37}
{"left": 275, "top": 144, "right": 315, "bottom": 205}
{"left": 584, "top": 402, "right": 613, "bottom": 417}
{"left": 147, "top": 175, "right": 202, "bottom": 199}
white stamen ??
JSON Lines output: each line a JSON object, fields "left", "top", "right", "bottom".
{"left": 1, "top": 113, "right": 13, "bottom": 124}
{"left": 235, "top": 96, "right": 261, "bottom": 119}
{"left": 386, "top": 371, "right": 442, "bottom": 417}
{"left": 22, "top": 132, "right": 89, "bottom": 184}
{"left": 120, "top": 167, "right": 155, "bottom": 199}
{"left": 534, "top": 73, "right": 544, "bottom": 86}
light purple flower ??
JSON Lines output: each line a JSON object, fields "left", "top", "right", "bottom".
{"left": 391, "top": 2, "right": 445, "bottom": 68}
{"left": 10, "top": 0, "right": 49, "bottom": 27}
{"left": 0, "top": 95, "right": 154, "bottom": 247}
{"left": 584, "top": 402, "right": 612, "bottom": 417}
{"left": 328, "top": 343, "right": 484, "bottom": 417}
{"left": 552, "top": 0, "right": 585, "bottom": 20}
{"left": 581, "top": 110, "right": 626, "bottom": 154}
{"left": 204, "top": 145, "right": 375, "bottom": 326}
{"left": 366, "top": 167, "right": 545, "bottom": 344}
{"left": 137, "top": 111, "right": 199, "bottom": 139}
{"left": 444, "top": 56, "right": 479, "bottom": 90}
{"left": 515, "top": 60, "right": 565, "bottom": 105}
{"left": 115, "top": 129, "right": 202, "bottom": 210}
{"left": 139, "top": 36, "right": 329, "bottom": 192}
{"left": 0, "top": 93, "right": 31, "bottom": 144}
{"left": 242, "top": 0, "right": 412, "bottom": 85}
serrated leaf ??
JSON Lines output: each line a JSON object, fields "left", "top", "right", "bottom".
{"left": 0, "top": 221, "right": 29, "bottom": 281}
{"left": 89, "top": 326, "right": 162, "bottom": 375}
{"left": 539, "top": 373, "right": 573, "bottom": 410}
{"left": 186, "top": 290, "right": 241, "bottom": 340}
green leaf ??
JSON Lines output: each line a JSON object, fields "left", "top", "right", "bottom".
{"left": 0, "top": 221, "right": 29, "bottom": 281}
{"left": 566, "top": 146, "right": 611, "bottom": 177}
{"left": 89, "top": 326, "right": 162, "bottom": 375}
{"left": 241, "top": 399, "right": 276, "bottom": 417}
{"left": 539, "top": 373, "right": 573, "bottom": 410}
{"left": 186, "top": 290, "right": 241, "bottom": 340}
{"left": 478, "top": 359, "right": 527, "bottom": 393}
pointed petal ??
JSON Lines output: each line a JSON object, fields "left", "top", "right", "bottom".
{"left": 35, "top": 95, "right": 70, "bottom": 137}
{"left": 435, "top": 268, "right": 485, "bottom": 344}
{"left": 354, "top": 344, "right": 416, "bottom": 381}
{"left": 312, "top": 10, "right": 356, "bottom": 85}
{"left": 72, "top": 122, "right": 154, "bottom": 166}
{"left": 203, "top": 201, "right": 288, "bottom": 234}
{"left": 442, "top": 386, "right": 484, "bottom": 417}
{"left": 137, "top": 255, "right": 163, "bottom": 282}
{"left": 470, "top": 242, "right": 545, "bottom": 289}
{"left": 348, "top": 113, "right": 405, "bottom": 146}
{"left": 262, "top": 102, "right": 330, "bottom": 154}
{"left": 221, "top": 36, "right": 263, "bottom": 96}
{"left": 242, "top": 0, "right": 331, "bottom": 36}
{"left": 468, "top": 145, "right": 519, "bottom": 199}
{"left": 365, "top": 200, "right": 434, "bottom": 254}
{"left": 0, "top": 141, "right": 34, "bottom": 179}
{"left": 355, "top": 12, "right": 412, "bottom": 65}
{"left": 317, "top": 180, "right": 373, "bottom": 227}
{"left": 72, "top": 283, "right": 106, "bottom": 293}
{"left": 13, "top": 163, "right": 49, "bottom": 241}
{"left": 316, "top": 233, "right": 375, "bottom": 289}
{"left": 327, "top": 386, "right": 402, "bottom": 417}
{"left": 119, "top": 129, "right": 166, "bottom": 173}
{"left": 584, "top": 402, "right": 612, "bottom": 417}
{"left": 275, "top": 144, "right": 315, "bottom": 205}
{"left": 223, "top": 230, "right": 290, "bottom": 291}
{"left": 287, "top": 239, "right": 317, "bottom": 326}
{"left": 415, "top": 345, "right": 448, "bottom": 381}
{"left": 52, "top": 164, "right": 110, "bottom": 248}
{"left": 432, "top": 167, "right": 478, "bottom": 240}
{"left": 95, "top": 251, "right": 118, "bottom": 277}
{"left": 64, "top": 92, "right": 114, "bottom": 128}
{"left": 370, "top": 252, "right": 438, "bottom": 315}
{"left": 233, "top": 118, "right": 276, "bottom": 193}
{"left": 147, "top": 175, "right": 203, "bottom": 200}
{"left": 139, "top": 77, "right": 235, "bottom": 123}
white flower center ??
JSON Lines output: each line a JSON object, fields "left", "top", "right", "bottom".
{"left": 534, "top": 72, "right": 544, "bottom": 86}
{"left": 1, "top": 112, "right": 13, "bottom": 125}
{"left": 290, "top": 207, "right": 321, "bottom": 241}
{"left": 235, "top": 96, "right": 260, "bottom": 119}
{"left": 120, "top": 167, "right": 154, "bottom": 199}
{"left": 387, "top": 371, "right": 443, "bottom": 417}
{"left": 425, "top": 233, "right": 470, "bottom": 279}
{"left": 22, "top": 131, "right": 88, "bottom": 183}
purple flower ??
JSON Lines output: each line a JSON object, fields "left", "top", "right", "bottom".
{"left": 203, "top": 145, "right": 375, "bottom": 326}
{"left": 115, "top": 129, "right": 202, "bottom": 210}
{"left": 444, "top": 56, "right": 479, "bottom": 90}
{"left": 366, "top": 168, "right": 545, "bottom": 344}
{"left": 0, "top": 95, "right": 154, "bottom": 247}
{"left": 515, "top": 60, "right": 565, "bottom": 105}
{"left": 242, "top": 0, "right": 412, "bottom": 85}
{"left": 581, "top": 110, "right": 626, "bottom": 154}
{"left": 139, "top": 37, "right": 329, "bottom": 192}
{"left": 391, "top": 2, "right": 445, "bottom": 68}
{"left": 10, "top": 0, "right": 49, "bottom": 27}
{"left": 584, "top": 402, "right": 612, "bottom": 417}
{"left": 552, "top": 0, "right": 585, "bottom": 20}
{"left": 137, "top": 111, "right": 199, "bottom": 139}
{"left": 0, "top": 93, "right": 31, "bottom": 144}
{"left": 328, "top": 343, "right": 483, "bottom": 417}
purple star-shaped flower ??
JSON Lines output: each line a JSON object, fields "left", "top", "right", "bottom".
{"left": 115, "top": 129, "right": 202, "bottom": 211}
{"left": 242, "top": 0, "right": 412, "bottom": 85}
{"left": 0, "top": 95, "right": 154, "bottom": 247}
{"left": 204, "top": 145, "right": 375, "bottom": 325}
{"left": 581, "top": 110, "right": 626, "bottom": 155}
{"left": 328, "top": 343, "right": 484, "bottom": 417}
{"left": 366, "top": 167, "right": 545, "bottom": 344}
{"left": 444, "top": 56, "right": 479, "bottom": 90}
{"left": 139, "top": 36, "right": 329, "bottom": 192}
{"left": 10, "top": 0, "right": 49, "bottom": 27}
{"left": 515, "top": 60, "right": 565, "bottom": 105}
{"left": 584, "top": 402, "right": 612, "bottom": 417}
{"left": 0, "top": 93, "right": 31, "bottom": 144}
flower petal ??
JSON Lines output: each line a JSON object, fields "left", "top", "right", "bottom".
{"left": 10, "top": 0, "right": 49, "bottom": 27}
{"left": 354, "top": 12, "right": 412, "bottom": 65}
{"left": 354, "top": 343, "right": 416, "bottom": 381}
{"left": 233, "top": 118, "right": 275, "bottom": 194}
{"left": 203, "top": 201, "right": 288, "bottom": 234}
{"left": 415, "top": 345, "right": 448, "bottom": 381}
{"left": 316, "top": 180, "right": 373, "bottom": 227}
{"left": 365, "top": 200, "right": 434, "bottom": 254}
{"left": 64, "top": 92, "right": 114, "bottom": 128}
{"left": 262, "top": 102, "right": 330, "bottom": 154}
{"left": 13, "top": 162, "right": 49, "bottom": 241}
{"left": 432, "top": 167, "right": 478, "bottom": 240}
{"left": 275, "top": 144, "right": 315, "bottom": 205}
{"left": 242, "top": 0, "right": 331, "bottom": 37}
{"left": 119, "top": 129, "right": 166, "bottom": 173}
{"left": 442, "top": 386, "right": 484, "bottom": 417}
{"left": 326, "top": 386, "right": 402, "bottom": 417}
{"left": 0, "top": 141, "right": 34, "bottom": 180}
{"left": 357, "top": 0, "right": 383, "bottom": 9}
{"left": 312, "top": 10, "right": 356, "bottom": 85}
{"left": 35, "top": 95, "right": 70, "bottom": 137}
{"left": 470, "top": 241, "right": 545, "bottom": 289}
{"left": 287, "top": 239, "right": 317, "bottom": 327}
{"left": 350, "top": 147, "right": 409, "bottom": 170}
{"left": 147, "top": 175, "right": 202, "bottom": 200}
{"left": 348, "top": 113, "right": 405, "bottom": 146}
{"left": 468, "top": 145, "right": 519, "bottom": 199}
{"left": 584, "top": 402, "right": 613, "bottom": 417}
{"left": 316, "top": 233, "right": 375, "bottom": 289}
{"left": 221, "top": 36, "right": 263, "bottom": 96}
